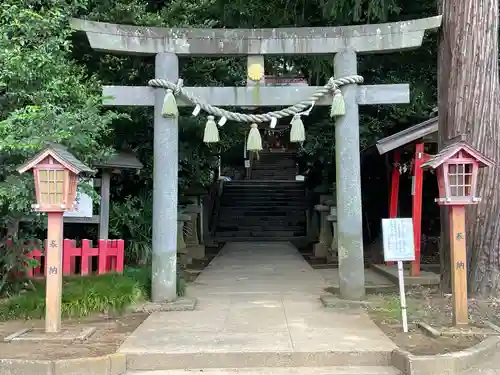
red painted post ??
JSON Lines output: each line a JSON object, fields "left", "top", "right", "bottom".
{"left": 107, "top": 240, "right": 116, "bottom": 272}
{"left": 411, "top": 143, "right": 425, "bottom": 276}
{"left": 116, "top": 240, "right": 125, "bottom": 273}
{"left": 26, "top": 240, "right": 45, "bottom": 278}
{"left": 62, "top": 239, "right": 76, "bottom": 276}
{"left": 80, "top": 239, "right": 91, "bottom": 276}
{"left": 97, "top": 240, "right": 107, "bottom": 275}
{"left": 387, "top": 151, "right": 401, "bottom": 266}
{"left": 29, "top": 246, "right": 43, "bottom": 278}
{"left": 71, "top": 240, "right": 78, "bottom": 275}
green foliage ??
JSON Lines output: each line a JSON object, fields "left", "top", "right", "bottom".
{"left": 0, "top": 239, "right": 38, "bottom": 297}
{"left": 109, "top": 193, "right": 153, "bottom": 265}
{"left": 0, "top": 0, "right": 121, "bottom": 216}
{"left": 0, "top": 272, "right": 144, "bottom": 320}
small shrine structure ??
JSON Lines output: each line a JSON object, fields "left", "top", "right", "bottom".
{"left": 374, "top": 116, "right": 438, "bottom": 276}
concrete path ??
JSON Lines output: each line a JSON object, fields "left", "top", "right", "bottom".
{"left": 190, "top": 242, "right": 329, "bottom": 296}
{"left": 120, "top": 242, "right": 396, "bottom": 372}
{"left": 127, "top": 367, "right": 401, "bottom": 375}
{"left": 460, "top": 353, "right": 500, "bottom": 374}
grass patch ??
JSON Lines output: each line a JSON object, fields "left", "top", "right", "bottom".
{"left": 124, "top": 266, "right": 186, "bottom": 298}
{"left": 366, "top": 293, "right": 418, "bottom": 324}
{"left": 0, "top": 266, "right": 187, "bottom": 321}
{"left": 0, "top": 272, "right": 144, "bottom": 321}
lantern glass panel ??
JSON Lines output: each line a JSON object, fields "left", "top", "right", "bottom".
{"left": 38, "top": 169, "right": 65, "bottom": 205}
{"left": 448, "top": 163, "right": 473, "bottom": 197}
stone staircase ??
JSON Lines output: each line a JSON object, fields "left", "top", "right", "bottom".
{"left": 214, "top": 180, "right": 307, "bottom": 243}
{"left": 250, "top": 151, "right": 297, "bottom": 180}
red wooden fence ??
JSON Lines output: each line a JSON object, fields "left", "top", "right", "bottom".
{"left": 26, "top": 239, "right": 124, "bottom": 277}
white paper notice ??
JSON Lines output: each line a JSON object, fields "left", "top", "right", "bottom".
{"left": 382, "top": 218, "right": 416, "bottom": 262}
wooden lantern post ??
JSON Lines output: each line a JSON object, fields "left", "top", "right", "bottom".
{"left": 18, "top": 144, "right": 93, "bottom": 333}
{"left": 421, "top": 138, "right": 494, "bottom": 326}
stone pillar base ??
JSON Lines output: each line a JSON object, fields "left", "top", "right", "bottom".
{"left": 178, "top": 249, "right": 192, "bottom": 266}
{"left": 314, "top": 242, "right": 328, "bottom": 259}
{"left": 327, "top": 248, "right": 338, "bottom": 263}
{"left": 187, "top": 244, "right": 205, "bottom": 260}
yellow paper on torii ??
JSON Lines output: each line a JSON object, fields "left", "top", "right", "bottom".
{"left": 248, "top": 63, "right": 264, "bottom": 81}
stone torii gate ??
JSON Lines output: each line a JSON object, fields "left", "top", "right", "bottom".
{"left": 71, "top": 16, "right": 441, "bottom": 302}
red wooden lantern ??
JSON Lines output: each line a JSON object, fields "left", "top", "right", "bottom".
{"left": 17, "top": 144, "right": 93, "bottom": 212}
{"left": 421, "top": 139, "right": 494, "bottom": 205}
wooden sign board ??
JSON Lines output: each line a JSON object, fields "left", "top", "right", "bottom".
{"left": 382, "top": 218, "right": 416, "bottom": 262}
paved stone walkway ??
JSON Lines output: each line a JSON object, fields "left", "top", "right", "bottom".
{"left": 120, "top": 242, "right": 396, "bottom": 371}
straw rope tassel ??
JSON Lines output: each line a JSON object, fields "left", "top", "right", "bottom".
{"left": 330, "top": 89, "right": 345, "bottom": 117}
{"left": 246, "top": 123, "right": 262, "bottom": 151}
{"left": 203, "top": 115, "right": 219, "bottom": 143}
{"left": 290, "top": 115, "right": 305, "bottom": 142}
{"left": 162, "top": 89, "right": 178, "bottom": 118}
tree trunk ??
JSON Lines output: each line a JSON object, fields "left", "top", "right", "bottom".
{"left": 438, "top": 0, "right": 500, "bottom": 297}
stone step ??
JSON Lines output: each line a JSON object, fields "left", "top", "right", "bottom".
{"left": 220, "top": 202, "right": 306, "bottom": 208}
{"left": 217, "top": 225, "right": 305, "bottom": 231}
{"left": 251, "top": 167, "right": 295, "bottom": 170}
{"left": 225, "top": 181, "right": 304, "bottom": 186}
{"left": 124, "top": 352, "right": 395, "bottom": 371}
{"left": 250, "top": 175, "right": 296, "bottom": 179}
{"left": 221, "top": 191, "right": 306, "bottom": 196}
{"left": 254, "top": 156, "right": 297, "bottom": 161}
{"left": 251, "top": 169, "right": 296, "bottom": 173}
{"left": 221, "top": 197, "right": 304, "bottom": 201}
{"left": 224, "top": 188, "right": 304, "bottom": 192}
{"left": 251, "top": 161, "right": 295, "bottom": 165}
{"left": 215, "top": 230, "right": 305, "bottom": 237}
{"left": 215, "top": 236, "right": 309, "bottom": 243}
{"left": 217, "top": 223, "right": 305, "bottom": 229}
{"left": 250, "top": 176, "right": 296, "bottom": 181}
{"left": 250, "top": 169, "right": 295, "bottom": 172}
{"left": 219, "top": 206, "right": 306, "bottom": 211}
{"left": 217, "top": 228, "right": 306, "bottom": 233}
{"left": 250, "top": 169, "right": 295, "bottom": 173}
{"left": 219, "top": 214, "right": 306, "bottom": 220}
{"left": 223, "top": 194, "right": 304, "bottom": 198}
{"left": 223, "top": 193, "right": 304, "bottom": 197}
{"left": 217, "top": 225, "right": 306, "bottom": 230}
{"left": 125, "top": 366, "right": 401, "bottom": 374}
{"left": 217, "top": 214, "right": 305, "bottom": 219}
{"left": 221, "top": 196, "right": 306, "bottom": 201}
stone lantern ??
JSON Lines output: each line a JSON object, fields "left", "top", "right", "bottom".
{"left": 422, "top": 138, "right": 494, "bottom": 326}
{"left": 18, "top": 143, "right": 93, "bottom": 333}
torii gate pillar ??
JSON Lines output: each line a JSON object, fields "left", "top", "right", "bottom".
{"left": 152, "top": 53, "right": 179, "bottom": 302}
{"left": 334, "top": 50, "right": 364, "bottom": 300}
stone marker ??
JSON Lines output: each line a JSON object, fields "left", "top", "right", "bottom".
{"left": 71, "top": 16, "right": 441, "bottom": 301}
{"left": 327, "top": 206, "right": 338, "bottom": 264}
{"left": 184, "top": 205, "right": 205, "bottom": 260}
{"left": 177, "top": 214, "right": 191, "bottom": 266}
{"left": 314, "top": 204, "right": 332, "bottom": 259}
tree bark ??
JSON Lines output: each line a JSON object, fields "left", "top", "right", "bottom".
{"left": 438, "top": 0, "right": 500, "bottom": 297}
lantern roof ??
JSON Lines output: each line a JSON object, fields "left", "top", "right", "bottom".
{"left": 17, "top": 143, "right": 94, "bottom": 175}
{"left": 421, "top": 139, "right": 495, "bottom": 170}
